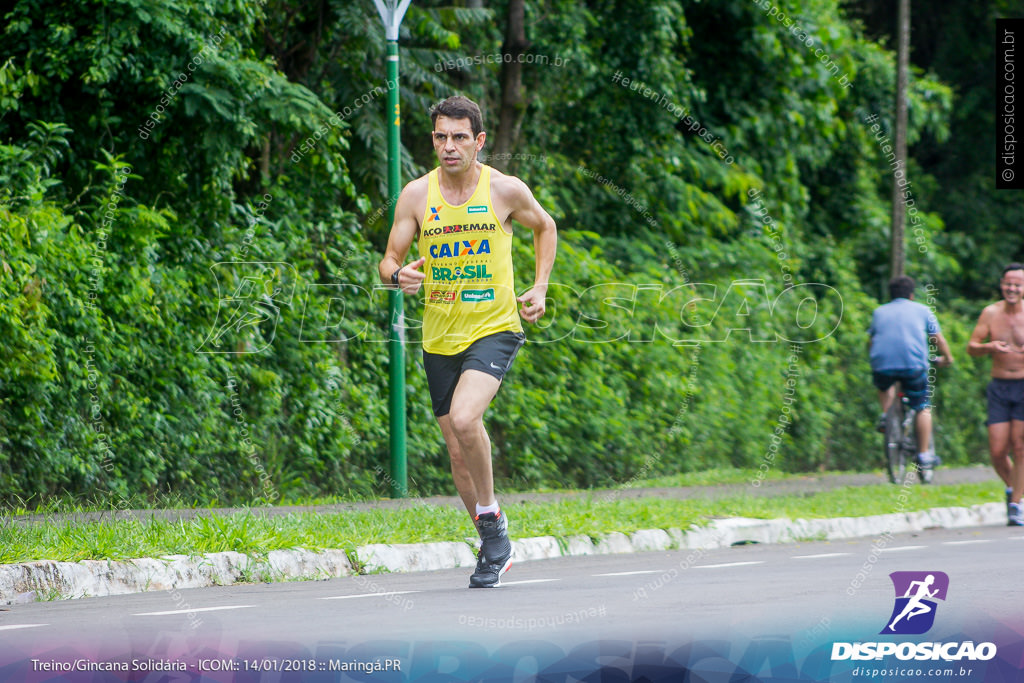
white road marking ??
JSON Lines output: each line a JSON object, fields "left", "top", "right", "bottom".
{"left": 792, "top": 553, "right": 852, "bottom": 559}
{"left": 321, "top": 591, "right": 420, "bottom": 601}
{"left": 0, "top": 624, "right": 47, "bottom": 631}
{"left": 500, "top": 579, "right": 560, "bottom": 586}
{"left": 134, "top": 605, "right": 254, "bottom": 616}
{"left": 879, "top": 546, "right": 926, "bottom": 552}
{"left": 593, "top": 571, "right": 665, "bottom": 577}
{"left": 941, "top": 540, "right": 991, "bottom": 546}
{"left": 694, "top": 561, "right": 765, "bottom": 569}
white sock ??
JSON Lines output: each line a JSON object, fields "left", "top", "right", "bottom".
{"left": 475, "top": 501, "right": 500, "bottom": 517}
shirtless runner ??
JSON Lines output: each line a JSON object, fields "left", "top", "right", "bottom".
{"left": 966, "top": 263, "right": 1024, "bottom": 526}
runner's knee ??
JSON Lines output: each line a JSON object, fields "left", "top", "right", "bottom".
{"left": 448, "top": 408, "right": 482, "bottom": 439}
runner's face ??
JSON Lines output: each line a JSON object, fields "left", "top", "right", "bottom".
{"left": 432, "top": 116, "right": 483, "bottom": 173}
{"left": 1001, "top": 269, "right": 1024, "bottom": 304}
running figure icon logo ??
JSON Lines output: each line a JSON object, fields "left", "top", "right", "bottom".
{"left": 881, "top": 571, "right": 949, "bottom": 635}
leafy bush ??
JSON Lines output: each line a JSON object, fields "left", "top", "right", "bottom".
{"left": 0, "top": 0, "right": 996, "bottom": 507}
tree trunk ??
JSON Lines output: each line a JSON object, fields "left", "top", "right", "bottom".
{"left": 492, "top": 0, "right": 528, "bottom": 172}
{"left": 890, "top": 0, "right": 910, "bottom": 278}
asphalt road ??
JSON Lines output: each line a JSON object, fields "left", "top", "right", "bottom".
{"left": 2, "top": 525, "right": 1021, "bottom": 682}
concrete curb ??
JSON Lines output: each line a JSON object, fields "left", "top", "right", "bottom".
{"left": 0, "top": 502, "right": 1005, "bottom": 605}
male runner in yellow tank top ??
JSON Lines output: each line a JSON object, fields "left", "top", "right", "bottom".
{"left": 378, "top": 96, "right": 557, "bottom": 587}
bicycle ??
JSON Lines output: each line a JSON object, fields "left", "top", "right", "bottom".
{"left": 882, "top": 388, "right": 935, "bottom": 485}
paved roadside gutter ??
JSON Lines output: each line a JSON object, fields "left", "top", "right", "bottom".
{"left": 0, "top": 467, "right": 1007, "bottom": 605}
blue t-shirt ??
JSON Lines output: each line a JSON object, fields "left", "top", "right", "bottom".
{"left": 868, "top": 298, "right": 940, "bottom": 373}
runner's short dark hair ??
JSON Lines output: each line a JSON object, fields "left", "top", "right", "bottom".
{"left": 889, "top": 275, "right": 915, "bottom": 300}
{"left": 430, "top": 96, "right": 484, "bottom": 137}
{"left": 1002, "top": 262, "right": 1024, "bottom": 277}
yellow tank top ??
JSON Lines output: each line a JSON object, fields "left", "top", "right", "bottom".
{"left": 418, "top": 165, "right": 522, "bottom": 354}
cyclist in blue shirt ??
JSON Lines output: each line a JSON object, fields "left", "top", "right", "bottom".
{"left": 869, "top": 276, "right": 954, "bottom": 473}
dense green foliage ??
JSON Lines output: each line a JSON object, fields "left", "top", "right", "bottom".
{"left": 0, "top": 0, "right": 1014, "bottom": 505}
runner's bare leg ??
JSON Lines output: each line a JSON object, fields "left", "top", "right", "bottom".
{"left": 446, "top": 369, "right": 503, "bottom": 510}
{"left": 1010, "top": 419, "right": 1024, "bottom": 504}
{"left": 438, "top": 416, "right": 477, "bottom": 517}
{"left": 989, "top": 422, "right": 1013, "bottom": 488}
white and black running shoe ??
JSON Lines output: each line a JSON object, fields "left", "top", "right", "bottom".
{"left": 469, "top": 511, "right": 512, "bottom": 588}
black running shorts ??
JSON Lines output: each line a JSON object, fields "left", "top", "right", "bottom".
{"left": 986, "top": 378, "right": 1024, "bottom": 425}
{"left": 422, "top": 331, "right": 526, "bottom": 417}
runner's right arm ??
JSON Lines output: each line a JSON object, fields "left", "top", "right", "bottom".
{"left": 967, "top": 305, "right": 1011, "bottom": 356}
{"left": 379, "top": 181, "right": 427, "bottom": 295}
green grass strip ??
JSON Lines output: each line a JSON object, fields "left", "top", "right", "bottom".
{"left": 0, "top": 481, "right": 1002, "bottom": 566}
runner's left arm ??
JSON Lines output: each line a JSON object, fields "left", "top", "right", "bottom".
{"left": 506, "top": 178, "right": 557, "bottom": 324}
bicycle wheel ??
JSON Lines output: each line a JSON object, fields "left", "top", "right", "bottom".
{"left": 884, "top": 402, "right": 906, "bottom": 485}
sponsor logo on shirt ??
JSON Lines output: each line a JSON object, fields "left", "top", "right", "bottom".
{"left": 429, "top": 290, "right": 457, "bottom": 304}
{"left": 431, "top": 265, "right": 492, "bottom": 281}
{"left": 422, "top": 223, "right": 497, "bottom": 237}
{"left": 429, "top": 239, "right": 491, "bottom": 259}
{"left": 461, "top": 288, "right": 495, "bottom": 302}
